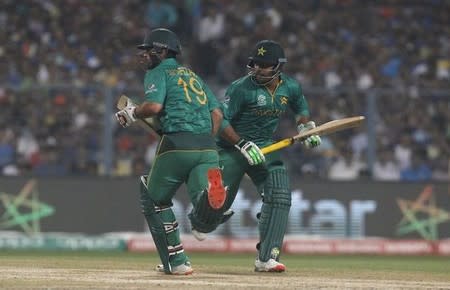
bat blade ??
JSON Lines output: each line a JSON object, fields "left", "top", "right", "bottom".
{"left": 261, "top": 116, "right": 365, "bottom": 154}
{"left": 116, "top": 95, "right": 161, "bottom": 135}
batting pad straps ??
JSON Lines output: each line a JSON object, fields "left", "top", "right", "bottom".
{"left": 163, "top": 221, "right": 179, "bottom": 234}
{"left": 155, "top": 205, "right": 171, "bottom": 213}
{"left": 168, "top": 244, "right": 184, "bottom": 256}
{"left": 139, "top": 175, "right": 172, "bottom": 273}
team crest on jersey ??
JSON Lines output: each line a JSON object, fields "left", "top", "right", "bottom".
{"left": 257, "top": 94, "right": 266, "bottom": 106}
{"left": 145, "top": 84, "right": 157, "bottom": 94}
{"left": 280, "top": 96, "right": 288, "bottom": 105}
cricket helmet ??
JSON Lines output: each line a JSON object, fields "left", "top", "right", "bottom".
{"left": 137, "top": 28, "right": 181, "bottom": 54}
{"left": 247, "top": 40, "right": 287, "bottom": 85}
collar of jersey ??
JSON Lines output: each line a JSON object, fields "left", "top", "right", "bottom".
{"left": 158, "top": 58, "right": 178, "bottom": 67}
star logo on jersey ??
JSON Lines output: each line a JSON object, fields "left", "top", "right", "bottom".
{"left": 145, "top": 84, "right": 157, "bottom": 94}
{"left": 396, "top": 185, "right": 450, "bottom": 240}
{"left": 0, "top": 179, "right": 55, "bottom": 235}
{"left": 280, "top": 96, "right": 288, "bottom": 105}
{"left": 257, "top": 46, "right": 266, "bottom": 56}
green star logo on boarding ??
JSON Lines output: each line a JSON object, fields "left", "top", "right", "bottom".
{"left": 0, "top": 179, "right": 55, "bottom": 235}
{"left": 396, "top": 185, "right": 449, "bottom": 240}
{"left": 257, "top": 46, "right": 266, "bottom": 56}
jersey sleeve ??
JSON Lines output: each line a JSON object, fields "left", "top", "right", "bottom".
{"left": 219, "top": 102, "right": 230, "bottom": 130}
{"left": 218, "top": 85, "right": 243, "bottom": 131}
{"left": 223, "top": 85, "right": 243, "bottom": 122}
{"left": 202, "top": 81, "right": 220, "bottom": 111}
{"left": 143, "top": 70, "right": 166, "bottom": 104}
{"left": 289, "top": 82, "right": 310, "bottom": 118}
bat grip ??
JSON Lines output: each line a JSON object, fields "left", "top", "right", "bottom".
{"left": 261, "top": 138, "right": 295, "bottom": 155}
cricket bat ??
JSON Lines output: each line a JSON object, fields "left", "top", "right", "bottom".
{"left": 261, "top": 116, "right": 365, "bottom": 154}
{"left": 116, "top": 95, "right": 162, "bottom": 135}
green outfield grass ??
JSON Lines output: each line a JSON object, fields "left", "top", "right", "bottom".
{"left": 0, "top": 251, "right": 449, "bottom": 289}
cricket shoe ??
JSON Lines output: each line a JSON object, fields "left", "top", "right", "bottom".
{"left": 192, "top": 228, "right": 207, "bottom": 241}
{"left": 156, "top": 261, "right": 194, "bottom": 275}
{"left": 207, "top": 168, "right": 226, "bottom": 209}
{"left": 254, "top": 258, "right": 286, "bottom": 272}
{"left": 191, "top": 209, "right": 235, "bottom": 241}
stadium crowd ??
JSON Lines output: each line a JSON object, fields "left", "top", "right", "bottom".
{"left": 0, "top": 0, "right": 449, "bottom": 181}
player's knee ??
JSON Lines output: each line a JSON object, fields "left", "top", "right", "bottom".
{"left": 263, "top": 169, "right": 291, "bottom": 207}
{"left": 271, "top": 191, "right": 291, "bottom": 208}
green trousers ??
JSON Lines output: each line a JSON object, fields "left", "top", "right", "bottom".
{"left": 219, "top": 147, "right": 291, "bottom": 262}
{"left": 147, "top": 133, "right": 220, "bottom": 206}
{"left": 143, "top": 133, "right": 220, "bottom": 267}
{"left": 219, "top": 148, "right": 285, "bottom": 210}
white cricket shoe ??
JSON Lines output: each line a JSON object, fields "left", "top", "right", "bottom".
{"left": 191, "top": 209, "right": 235, "bottom": 241}
{"left": 192, "top": 229, "right": 207, "bottom": 241}
{"left": 156, "top": 261, "right": 194, "bottom": 275}
{"left": 254, "top": 258, "right": 286, "bottom": 272}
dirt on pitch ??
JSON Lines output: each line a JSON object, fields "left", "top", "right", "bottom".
{"left": 1, "top": 265, "right": 450, "bottom": 290}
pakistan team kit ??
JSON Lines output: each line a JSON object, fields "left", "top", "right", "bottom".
{"left": 116, "top": 29, "right": 321, "bottom": 274}
{"left": 116, "top": 28, "right": 227, "bottom": 275}
{"left": 217, "top": 75, "right": 310, "bottom": 271}
{"left": 192, "top": 40, "right": 322, "bottom": 272}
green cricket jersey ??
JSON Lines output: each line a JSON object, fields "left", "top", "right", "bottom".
{"left": 218, "top": 74, "right": 310, "bottom": 148}
{"left": 143, "top": 58, "right": 220, "bottom": 134}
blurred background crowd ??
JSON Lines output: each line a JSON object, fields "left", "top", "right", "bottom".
{"left": 0, "top": 0, "right": 449, "bottom": 181}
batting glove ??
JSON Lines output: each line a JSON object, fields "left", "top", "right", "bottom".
{"left": 115, "top": 100, "right": 137, "bottom": 128}
{"left": 297, "top": 121, "right": 322, "bottom": 149}
{"left": 234, "top": 139, "right": 265, "bottom": 166}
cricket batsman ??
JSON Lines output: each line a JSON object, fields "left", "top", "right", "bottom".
{"left": 115, "top": 28, "right": 227, "bottom": 275}
{"left": 191, "top": 40, "right": 321, "bottom": 272}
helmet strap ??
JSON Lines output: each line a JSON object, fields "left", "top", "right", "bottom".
{"left": 248, "top": 62, "right": 282, "bottom": 86}
{"left": 147, "top": 48, "right": 168, "bottom": 69}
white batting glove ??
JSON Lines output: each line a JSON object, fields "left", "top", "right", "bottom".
{"left": 115, "top": 100, "right": 137, "bottom": 128}
{"left": 234, "top": 139, "right": 265, "bottom": 165}
{"left": 297, "top": 121, "right": 322, "bottom": 149}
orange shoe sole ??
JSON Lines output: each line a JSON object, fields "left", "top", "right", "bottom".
{"left": 172, "top": 269, "right": 194, "bottom": 275}
{"left": 269, "top": 264, "right": 286, "bottom": 272}
{"left": 207, "top": 168, "right": 226, "bottom": 209}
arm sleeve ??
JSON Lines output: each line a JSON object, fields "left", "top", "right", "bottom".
{"left": 289, "top": 82, "right": 310, "bottom": 119}
{"left": 144, "top": 71, "right": 166, "bottom": 104}
{"left": 218, "top": 85, "right": 242, "bottom": 132}
{"left": 202, "top": 82, "right": 220, "bottom": 111}
{"left": 219, "top": 102, "right": 230, "bottom": 131}
{"left": 223, "top": 86, "right": 243, "bottom": 121}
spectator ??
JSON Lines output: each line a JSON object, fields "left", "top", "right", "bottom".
{"left": 373, "top": 150, "right": 400, "bottom": 181}
{"left": 394, "top": 134, "right": 413, "bottom": 170}
{"left": 16, "top": 129, "right": 39, "bottom": 164}
{"left": 400, "top": 152, "right": 432, "bottom": 182}
{"left": 328, "top": 147, "right": 366, "bottom": 181}
{"left": 0, "top": 129, "right": 15, "bottom": 169}
{"left": 193, "top": 4, "right": 225, "bottom": 77}
{"left": 32, "top": 148, "right": 68, "bottom": 176}
{"left": 0, "top": 1, "right": 448, "bottom": 178}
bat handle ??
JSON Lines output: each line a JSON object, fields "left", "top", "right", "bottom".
{"left": 261, "top": 138, "right": 295, "bottom": 155}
